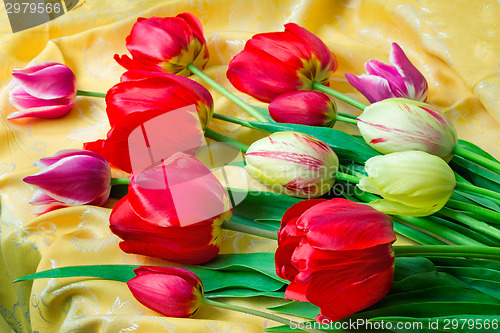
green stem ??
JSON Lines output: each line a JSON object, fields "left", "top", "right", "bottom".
{"left": 394, "top": 215, "right": 485, "bottom": 246}
{"left": 334, "top": 114, "right": 358, "bottom": 125}
{"left": 455, "top": 182, "right": 500, "bottom": 202}
{"left": 335, "top": 171, "right": 360, "bottom": 183}
{"left": 337, "top": 112, "right": 358, "bottom": 120}
{"left": 394, "top": 245, "right": 500, "bottom": 260}
{"left": 77, "top": 90, "right": 106, "bottom": 98}
{"left": 453, "top": 145, "right": 500, "bottom": 174}
{"left": 222, "top": 220, "right": 278, "bottom": 240}
{"left": 446, "top": 199, "right": 500, "bottom": 224}
{"left": 202, "top": 298, "right": 326, "bottom": 333}
{"left": 312, "top": 81, "right": 367, "bottom": 111}
{"left": 110, "top": 178, "right": 130, "bottom": 186}
{"left": 187, "top": 63, "right": 269, "bottom": 122}
{"left": 205, "top": 128, "right": 249, "bottom": 153}
{"left": 212, "top": 113, "right": 257, "bottom": 129}
{"left": 437, "top": 207, "right": 500, "bottom": 241}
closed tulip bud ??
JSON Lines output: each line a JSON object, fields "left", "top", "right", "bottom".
{"left": 357, "top": 98, "right": 458, "bottom": 161}
{"left": 8, "top": 62, "right": 77, "bottom": 119}
{"left": 276, "top": 198, "right": 396, "bottom": 323}
{"left": 358, "top": 151, "right": 456, "bottom": 216}
{"left": 269, "top": 91, "right": 337, "bottom": 127}
{"left": 127, "top": 267, "right": 203, "bottom": 318}
{"left": 115, "top": 13, "right": 209, "bottom": 76}
{"left": 23, "top": 149, "right": 111, "bottom": 215}
{"left": 227, "top": 23, "right": 338, "bottom": 103}
{"left": 345, "top": 43, "right": 428, "bottom": 103}
{"left": 245, "top": 132, "right": 339, "bottom": 198}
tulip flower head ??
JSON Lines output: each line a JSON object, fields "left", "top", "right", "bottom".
{"left": 345, "top": 43, "right": 428, "bottom": 103}
{"left": 8, "top": 62, "right": 77, "bottom": 119}
{"left": 84, "top": 71, "right": 213, "bottom": 173}
{"left": 227, "top": 23, "right": 338, "bottom": 103}
{"left": 357, "top": 98, "right": 458, "bottom": 161}
{"left": 109, "top": 152, "right": 232, "bottom": 264}
{"left": 23, "top": 149, "right": 111, "bottom": 215}
{"left": 269, "top": 90, "right": 337, "bottom": 127}
{"left": 276, "top": 198, "right": 396, "bottom": 323}
{"left": 127, "top": 266, "right": 203, "bottom": 318}
{"left": 358, "top": 151, "right": 456, "bottom": 216}
{"left": 245, "top": 132, "right": 339, "bottom": 198}
{"left": 114, "top": 13, "right": 209, "bottom": 76}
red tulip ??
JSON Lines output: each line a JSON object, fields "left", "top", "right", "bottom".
{"left": 127, "top": 266, "right": 203, "bottom": 317}
{"left": 84, "top": 71, "right": 212, "bottom": 173}
{"left": 114, "top": 13, "right": 209, "bottom": 76}
{"left": 275, "top": 198, "right": 396, "bottom": 323}
{"left": 269, "top": 90, "right": 337, "bottom": 127}
{"left": 109, "top": 152, "right": 232, "bottom": 264}
{"left": 227, "top": 23, "right": 337, "bottom": 103}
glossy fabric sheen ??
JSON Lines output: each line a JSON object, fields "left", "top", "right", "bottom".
{"left": 0, "top": 0, "right": 499, "bottom": 332}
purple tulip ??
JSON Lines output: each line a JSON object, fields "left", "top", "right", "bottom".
{"left": 24, "top": 149, "right": 111, "bottom": 215}
{"left": 8, "top": 62, "right": 77, "bottom": 119}
{"left": 345, "top": 43, "right": 428, "bottom": 103}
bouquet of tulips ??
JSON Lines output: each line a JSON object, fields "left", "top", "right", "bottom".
{"left": 11, "top": 13, "right": 500, "bottom": 332}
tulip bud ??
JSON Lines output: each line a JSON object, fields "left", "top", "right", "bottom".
{"left": 345, "top": 43, "right": 428, "bottom": 103}
{"left": 276, "top": 198, "right": 396, "bottom": 323}
{"left": 269, "top": 91, "right": 337, "bottom": 127}
{"left": 23, "top": 149, "right": 111, "bottom": 215}
{"left": 127, "top": 266, "right": 203, "bottom": 318}
{"left": 227, "top": 23, "right": 337, "bottom": 103}
{"left": 358, "top": 151, "right": 456, "bottom": 216}
{"left": 357, "top": 98, "right": 458, "bottom": 161}
{"left": 8, "top": 62, "right": 77, "bottom": 119}
{"left": 115, "top": 13, "right": 209, "bottom": 76}
{"left": 245, "top": 132, "right": 339, "bottom": 198}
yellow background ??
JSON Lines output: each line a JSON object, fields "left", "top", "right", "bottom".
{"left": 1, "top": 0, "right": 499, "bottom": 332}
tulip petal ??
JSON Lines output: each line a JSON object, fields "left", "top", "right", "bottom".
{"left": 345, "top": 72, "right": 393, "bottom": 103}
{"left": 367, "top": 198, "right": 444, "bottom": 216}
{"left": 389, "top": 43, "right": 428, "bottom": 101}
{"left": 23, "top": 155, "right": 111, "bottom": 205}
{"left": 12, "top": 64, "right": 76, "bottom": 99}
{"left": 294, "top": 199, "right": 396, "bottom": 251}
{"left": 29, "top": 190, "right": 60, "bottom": 205}
{"left": 284, "top": 23, "right": 338, "bottom": 73}
{"left": 133, "top": 266, "right": 202, "bottom": 288}
{"left": 227, "top": 49, "right": 303, "bottom": 103}
{"left": 281, "top": 199, "right": 327, "bottom": 227}
{"left": 35, "top": 149, "right": 106, "bottom": 169}
{"left": 33, "top": 202, "right": 68, "bottom": 215}
{"left": 7, "top": 104, "right": 73, "bottom": 119}
{"left": 127, "top": 270, "right": 201, "bottom": 318}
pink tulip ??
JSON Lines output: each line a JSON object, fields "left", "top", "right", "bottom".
{"left": 345, "top": 43, "right": 428, "bottom": 103}
{"left": 8, "top": 62, "right": 77, "bottom": 119}
{"left": 269, "top": 90, "right": 337, "bottom": 127}
{"left": 127, "top": 266, "right": 203, "bottom": 318}
{"left": 23, "top": 149, "right": 111, "bottom": 214}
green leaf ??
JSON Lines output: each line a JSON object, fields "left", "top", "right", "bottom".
{"left": 393, "top": 257, "right": 436, "bottom": 281}
{"left": 14, "top": 264, "right": 139, "bottom": 283}
{"left": 456, "top": 139, "right": 499, "bottom": 162}
{"left": 450, "top": 156, "right": 500, "bottom": 192}
{"left": 454, "top": 190, "right": 500, "bottom": 213}
{"left": 392, "top": 222, "right": 447, "bottom": 245}
{"left": 253, "top": 106, "right": 274, "bottom": 121}
{"left": 429, "top": 257, "right": 500, "bottom": 271}
{"left": 456, "top": 278, "right": 500, "bottom": 301}
{"left": 187, "top": 267, "right": 285, "bottom": 292}
{"left": 391, "top": 272, "right": 467, "bottom": 293}
{"left": 198, "top": 253, "right": 287, "bottom": 283}
{"left": 267, "top": 301, "right": 320, "bottom": 320}
{"left": 205, "top": 288, "right": 285, "bottom": 299}
{"left": 435, "top": 266, "right": 500, "bottom": 282}
{"left": 425, "top": 216, "right": 497, "bottom": 247}
{"left": 247, "top": 121, "right": 380, "bottom": 164}
{"left": 229, "top": 190, "right": 302, "bottom": 232}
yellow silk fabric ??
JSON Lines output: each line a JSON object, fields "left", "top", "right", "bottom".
{"left": 1, "top": 0, "right": 499, "bottom": 332}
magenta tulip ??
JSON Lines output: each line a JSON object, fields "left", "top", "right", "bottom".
{"left": 345, "top": 43, "right": 428, "bottom": 103}
{"left": 23, "top": 149, "right": 111, "bottom": 214}
{"left": 8, "top": 62, "right": 77, "bottom": 119}
{"left": 127, "top": 266, "right": 203, "bottom": 318}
